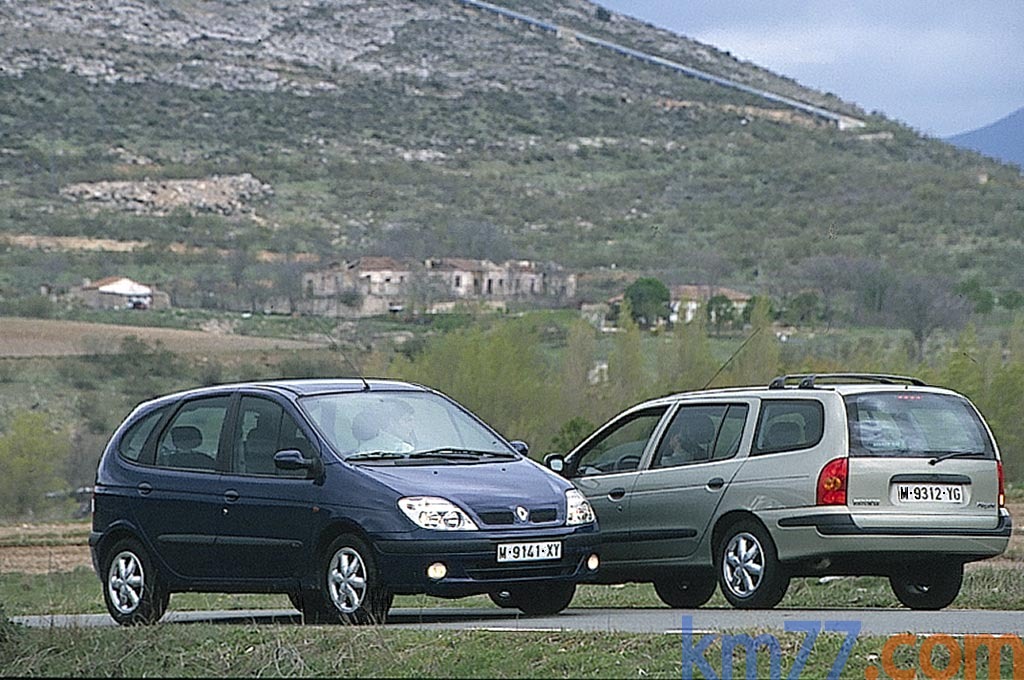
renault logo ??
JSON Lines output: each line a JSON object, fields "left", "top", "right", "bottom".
{"left": 515, "top": 506, "right": 530, "bottom": 522}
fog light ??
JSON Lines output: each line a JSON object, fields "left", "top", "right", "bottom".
{"left": 427, "top": 562, "right": 447, "bottom": 580}
{"left": 587, "top": 553, "right": 600, "bottom": 571}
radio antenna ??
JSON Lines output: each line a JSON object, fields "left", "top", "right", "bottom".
{"left": 320, "top": 319, "right": 371, "bottom": 391}
{"left": 701, "top": 326, "right": 762, "bottom": 390}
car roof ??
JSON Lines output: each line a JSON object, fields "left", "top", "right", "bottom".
{"left": 136, "top": 378, "right": 426, "bottom": 409}
{"left": 627, "top": 377, "right": 962, "bottom": 411}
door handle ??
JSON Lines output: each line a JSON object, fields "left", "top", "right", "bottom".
{"left": 224, "top": 489, "right": 240, "bottom": 503}
{"left": 608, "top": 488, "right": 626, "bottom": 501}
{"left": 706, "top": 477, "right": 725, "bottom": 490}
{"left": 137, "top": 482, "right": 152, "bottom": 496}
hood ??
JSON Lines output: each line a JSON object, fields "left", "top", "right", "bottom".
{"left": 353, "top": 457, "right": 569, "bottom": 516}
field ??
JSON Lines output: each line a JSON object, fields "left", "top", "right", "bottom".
{"left": 0, "top": 317, "right": 324, "bottom": 357}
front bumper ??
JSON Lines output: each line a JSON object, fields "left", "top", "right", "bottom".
{"left": 372, "top": 524, "right": 599, "bottom": 596}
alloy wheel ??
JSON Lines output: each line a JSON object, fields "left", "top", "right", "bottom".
{"left": 327, "top": 547, "right": 368, "bottom": 613}
{"left": 722, "top": 531, "right": 764, "bottom": 598}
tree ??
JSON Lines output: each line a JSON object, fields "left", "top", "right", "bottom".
{"left": 886, "top": 274, "right": 970, "bottom": 361}
{"left": 706, "top": 294, "right": 736, "bottom": 335}
{"left": 0, "top": 411, "right": 69, "bottom": 517}
{"left": 624, "top": 278, "right": 670, "bottom": 329}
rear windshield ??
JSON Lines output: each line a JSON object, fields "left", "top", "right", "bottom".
{"left": 845, "top": 392, "right": 995, "bottom": 459}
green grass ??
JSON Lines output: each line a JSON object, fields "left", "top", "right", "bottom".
{"left": 2, "top": 621, "right": 1020, "bottom": 678}
{"left": 0, "top": 622, "right": 965, "bottom": 679}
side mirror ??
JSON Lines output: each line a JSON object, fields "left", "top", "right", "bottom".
{"left": 543, "top": 453, "right": 565, "bottom": 473}
{"left": 509, "top": 440, "right": 530, "bottom": 456}
{"left": 274, "top": 449, "right": 322, "bottom": 478}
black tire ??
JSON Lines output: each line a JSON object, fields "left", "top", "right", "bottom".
{"left": 101, "top": 538, "right": 168, "bottom": 626}
{"left": 513, "top": 582, "right": 576, "bottom": 616}
{"left": 304, "top": 535, "right": 393, "bottom": 625}
{"left": 716, "top": 519, "right": 789, "bottom": 609}
{"left": 654, "top": 570, "right": 717, "bottom": 608}
{"left": 889, "top": 563, "right": 963, "bottom": 610}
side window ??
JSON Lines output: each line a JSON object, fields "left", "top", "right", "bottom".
{"left": 234, "top": 396, "right": 314, "bottom": 477}
{"left": 155, "top": 396, "right": 230, "bottom": 472}
{"left": 117, "top": 407, "right": 167, "bottom": 462}
{"left": 571, "top": 408, "right": 667, "bottom": 477}
{"left": 753, "top": 400, "right": 824, "bottom": 455}
{"left": 651, "top": 404, "right": 749, "bottom": 469}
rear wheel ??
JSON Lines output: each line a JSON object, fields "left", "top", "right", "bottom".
{"left": 101, "top": 538, "right": 168, "bottom": 626}
{"left": 889, "top": 563, "right": 963, "bottom": 610}
{"left": 303, "top": 535, "right": 393, "bottom": 624}
{"left": 716, "top": 520, "right": 789, "bottom": 609}
{"left": 654, "top": 570, "right": 717, "bottom": 608}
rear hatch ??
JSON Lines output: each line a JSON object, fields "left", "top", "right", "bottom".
{"left": 843, "top": 389, "right": 1002, "bottom": 531}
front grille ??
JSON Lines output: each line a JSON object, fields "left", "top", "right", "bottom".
{"left": 478, "top": 511, "right": 514, "bottom": 525}
{"left": 475, "top": 506, "right": 560, "bottom": 526}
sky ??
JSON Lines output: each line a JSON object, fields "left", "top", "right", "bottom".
{"left": 596, "top": 1, "right": 1023, "bottom": 138}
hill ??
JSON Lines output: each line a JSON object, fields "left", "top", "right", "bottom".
{"left": 948, "top": 107, "right": 1024, "bottom": 170}
{"left": 1, "top": 0, "right": 1022, "bottom": 305}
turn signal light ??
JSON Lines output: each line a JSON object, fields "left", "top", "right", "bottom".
{"left": 816, "top": 457, "right": 848, "bottom": 505}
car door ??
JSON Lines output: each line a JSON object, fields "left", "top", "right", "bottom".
{"left": 565, "top": 406, "right": 669, "bottom": 566}
{"left": 627, "top": 402, "right": 753, "bottom": 561}
{"left": 130, "top": 394, "right": 233, "bottom": 580}
{"left": 218, "top": 393, "right": 322, "bottom": 581}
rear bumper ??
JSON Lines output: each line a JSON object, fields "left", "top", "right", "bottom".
{"left": 372, "top": 525, "right": 600, "bottom": 596}
{"left": 768, "top": 508, "right": 1011, "bottom": 565}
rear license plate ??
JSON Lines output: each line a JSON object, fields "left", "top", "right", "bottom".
{"left": 497, "top": 541, "right": 562, "bottom": 563}
{"left": 895, "top": 484, "right": 964, "bottom": 503}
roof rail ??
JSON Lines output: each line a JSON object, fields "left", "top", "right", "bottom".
{"left": 767, "top": 373, "right": 927, "bottom": 390}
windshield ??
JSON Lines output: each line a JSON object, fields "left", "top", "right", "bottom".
{"left": 845, "top": 391, "right": 995, "bottom": 459}
{"left": 299, "top": 391, "right": 511, "bottom": 461}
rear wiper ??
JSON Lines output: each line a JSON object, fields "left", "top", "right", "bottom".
{"left": 346, "top": 451, "right": 408, "bottom": 461}
{"left": 928, "top": 451, "right": 984, "bottom": 466}
{"left": 409, "top": 448, "right": 516, "bottom": 460}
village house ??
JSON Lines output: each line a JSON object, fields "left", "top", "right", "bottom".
{"left": 601, "top": 283, "right": 752, "bottom": 328}
{"left": 670, "top": 284, "right": 751, "bottom": 324}
{"left": 300, "top": 257, "right": 577, "bottom": 317}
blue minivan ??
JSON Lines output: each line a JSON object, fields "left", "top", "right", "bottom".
{"left": 90, "top": 379, "right": 599, "bottom": 625}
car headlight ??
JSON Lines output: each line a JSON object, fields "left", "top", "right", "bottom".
{"left": 565, "top": 488, "right": 595, "bottom": 526}
{"left": 398, "top": 496, "right": 479, "bottom": 531}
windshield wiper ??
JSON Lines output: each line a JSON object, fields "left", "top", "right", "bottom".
{"left": 409, "top": 448, "right": 517, "bottom": 460}
{"left": 928, "top": 450, "right": 985, "bottom": 466}
{"left": 346, "top": 451, "right": 408, "bottom": 461}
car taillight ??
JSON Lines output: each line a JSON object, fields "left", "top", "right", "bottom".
{"left": 998, "top": 461, "right": 1005, "bottom": 508}
{"left": 817, "top": 457, "right": 848, "bottom": 505}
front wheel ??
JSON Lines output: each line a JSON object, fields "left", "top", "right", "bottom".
{"left": 304, "top": 535, "right": 393, "bottom": 624}
{"left": 511, "top": 582, "right": 576, "bottom": 616}
{"left": 716, "top": 520, "right": 789, "bottom": 609}
{"left": 101, "top": 538, "right": 168, "bottom": 626}
{"left": 654, "top": 570, "right": 717, "bottom": 608}
{"left": 889, "top": 563, "right": 963, "bottom": 610}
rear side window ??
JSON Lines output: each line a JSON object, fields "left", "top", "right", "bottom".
{"left": 753, "top": 400, "right": 824, "bottom": 455}
{"left": 118, "top": 407, "right": 167, "bottom": 462}
{"left": 155, "top": 396, "right": 230, "bottom": 471}
{"left": 652, "top": 404, "right": 749, "bottom": 469}
{"left": 845, "top": 392, "right": 995, "bottom": 459}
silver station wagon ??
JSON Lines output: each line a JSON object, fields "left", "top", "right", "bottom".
{"left": 545, "top": 374, "right": 1011, "bottom": 610}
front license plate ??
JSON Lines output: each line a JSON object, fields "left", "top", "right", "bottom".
{"left": 497, "top": 541, "right": 562, "bottom": 563}
{"left": 895, "top": 484, "right": 964, "bottom": 503}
